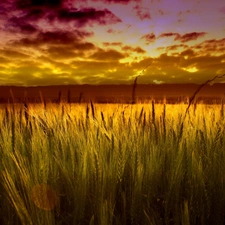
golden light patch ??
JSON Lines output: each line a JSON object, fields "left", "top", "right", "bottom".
{"left": 153, "top": 79, "right": 164, "bottom": 84}
{"left": 108, "top": 68, "right": 117, "bottom": 73}
{"left": 182, "top": 66, "right": 198, "bottom": 73}
{"left": 31, "top": 184, "right": 58, "bottom": 210}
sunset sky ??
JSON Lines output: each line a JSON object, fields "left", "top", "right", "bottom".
{"left": 0, "top": 0, "right": 225, "bottom": 86}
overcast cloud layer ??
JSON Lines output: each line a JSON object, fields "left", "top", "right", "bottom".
{"left": 0, "top": 0, "right": 225, "bottom": 85}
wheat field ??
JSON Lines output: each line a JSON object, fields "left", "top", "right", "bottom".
{"left": 0, "top": 99, "right": 225, "bottom": 225}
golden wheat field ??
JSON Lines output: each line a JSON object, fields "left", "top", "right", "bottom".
{"left": 0, "top": 100, "right": 225, "bottom": 225}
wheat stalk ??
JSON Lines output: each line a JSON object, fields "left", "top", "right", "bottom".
{"left": 151, "top": 100, "right": 155, "bottom": 124}
{"left": 131, "top": 76, "right": 138, "bottom": 104}
{"left": 90, "top": 101, "right": 95, "bottom": 119}
{"left": 162, "top": 103, "right": 166, "bottom": 141}
{"left": 178, "top": 74, "right": 225, "bottom": 143}
{"left": 220, "top": 99, "right": 224, "bottom": 119}
{"left": 79, "top": 92, "right": 83, "bottom": 103}
{"left": 138, "top": 107, "right": 144, "bottom": 126}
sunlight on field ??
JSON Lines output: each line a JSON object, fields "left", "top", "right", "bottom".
{"left": 0, "top": 100, "right": 225, "bottom": 224}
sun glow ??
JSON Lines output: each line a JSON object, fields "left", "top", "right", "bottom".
{"left": 182, "top": 66, "right": 198, "bottom": 73}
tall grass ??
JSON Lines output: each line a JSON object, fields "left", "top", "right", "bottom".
{"left": 0, "top": 100, "right": 225, "bottom": 224}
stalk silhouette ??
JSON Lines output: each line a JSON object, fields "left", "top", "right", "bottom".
{"left": 131, "top": 76, "right": 138, "bottom": 104}
{"left": 177, "top": 73, "right": 225, "bottom": 143}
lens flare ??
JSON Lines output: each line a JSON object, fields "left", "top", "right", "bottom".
{"left": 31, "top": 184, "right": 58, "bottom": 210}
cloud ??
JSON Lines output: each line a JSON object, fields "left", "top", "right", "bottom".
{"left": 16, "top": 0, "right": 63, "bottom": 9}
{"left": 11, "top": 30, "right": 93, "bottom": 47}
{"left": 175, "top": 32, "right": 207, "bottom": 43}
{"left": 122, "top": 45, "right": 146, "bottom": 54}
{"left": 72, "top": 42, "right": 96, "bottom": 50}
{"left": 90, "top": 48, "right": 126, "bottom": 61}
{"left": 165, "top": 44, "right": 188, "bottom": 51}
{"left": 91, "top": 0, "right": 141, "bottom": 4}
{"left": 180, "top": 49, "right": 195, "bottom": 58}
{"left": 2, "top": 5, "right": 45, "bottom": 36}
{"left": 133, "top": 5, "right": 151, "bottom": 20}
{"left": 158, "top": 9, "right": 164, "bottom": 16}
{"left": 106, "top": 28, "right": 121, "bottom": 34}
{"left": 12, "top": 70, "right": 77, "bottom": 86}
{"left": 133, "top": 47, "right": 146, "bottom": 54}
{"left": 157, "top": 38, "right": 225, "bottom": 58}
{"left": 158, "top": 32, "right": 179, "bottom": 38}
{"left": 70, "top": 59, "right": 134, "bottom": 84}
{"left": 6, "top": 16, "right": 38, "bottom": 34}
{"left": 51, "top": 7, "right": 122, "bottom": 26}
{"left": 1, "top": 49, "right": 30, "bottom": 59}
{"left": 2, "top": 48, "right": 225, "bottom": 85}
{"left": 159, "top": 32, "right": 206, "bottom": 43}
{"left": 131, "top": 53, "right": 225, "bottom": 84}
{"left": 71, "top": 60, "right": 119, "bottom": 71}
{"left": 0, "top": 56, "right": 10, "bottom": 64}
{"left": 179, "top": 54, "right": 225, "bottom": 75}
{"left": 219, "top": 6, "right": 225, "bottom": 14}
{"left": 103, "top": 42, "right": 122, "bottom": 46}
{"left": 141, "top": 33, "right": 156, "bottom": 44}
{"left": 23, "top": 8, "right": 45, "bottom": 20}
{"left": 17, "top": 23, "right": 38, "bottom": 34}
{"left": 44, "top": 42, "right": 96, "bottom": 59}
{"left": 45, "top": 46, "right": 83, "bottom": 59}
{"left": 197, "top": 38, "right": 225, "bottom": 48}
{"left": 156, "top": 44, "right": 188, "bottom": 56}
{"left": 4, "top": 2, "right": 122, "bottom": 37}
{"left": 193, "top": 38, "right": 225, "bottom": 55}
{"left": 158, "top": 32, "right": 207, "bottom": 43}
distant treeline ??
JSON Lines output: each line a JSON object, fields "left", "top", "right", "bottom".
{"left": 1, "top": 81, "right": 225, "bottom": 104}
{"left": 0, "top": 95, "right": 223, "bottom": 104}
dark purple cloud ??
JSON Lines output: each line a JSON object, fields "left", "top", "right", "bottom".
{"left": 51, "top": 7, "right": 122, "bottom": 26}
{"left": 141, "top": 33, "right": 156, "bottom": 44}
{"left": 175, "top": 32, "right": 207, "bottom": 42}
{"left": 6, "top": 16, "right": 38, "bottom": 34}
{"left": 11, "top": 30, "right": 93, "bottom": 47}
{"left": 91, "top": 0, "right": 141, "bottom": 4}
{"left": 16, "top": 0, "right": 63, "bottom": 9}
{"left": 37, "top": 30, "right": 91, "bottom": 44}
{"left": 133, "top": 5, "right": 151, "bottom": 20}
{"left": 103, "top": 42, "right": 122, "bottom": 46}
{"left": 158, "top": 32, "right": 179, "bottom": 38}
{"left": 23, "top": 9, "right": 45, "bottom": 20}
{"left": 159, "top": 32, "right": 207, "bottom": 43}
{"left": 106, "top": 28, "right": 121, "bottom": 34}
{"left": 18, "top": 23, "right": 38, "bottom": 34}
{"left": 2, "top": 7, "right": 46, "bottom": 36}
{"left": 3, "top": 1, "right": 122, "bottom": 37}
{"left": 193, "top": 38, "right": 225, "bottom": 54}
